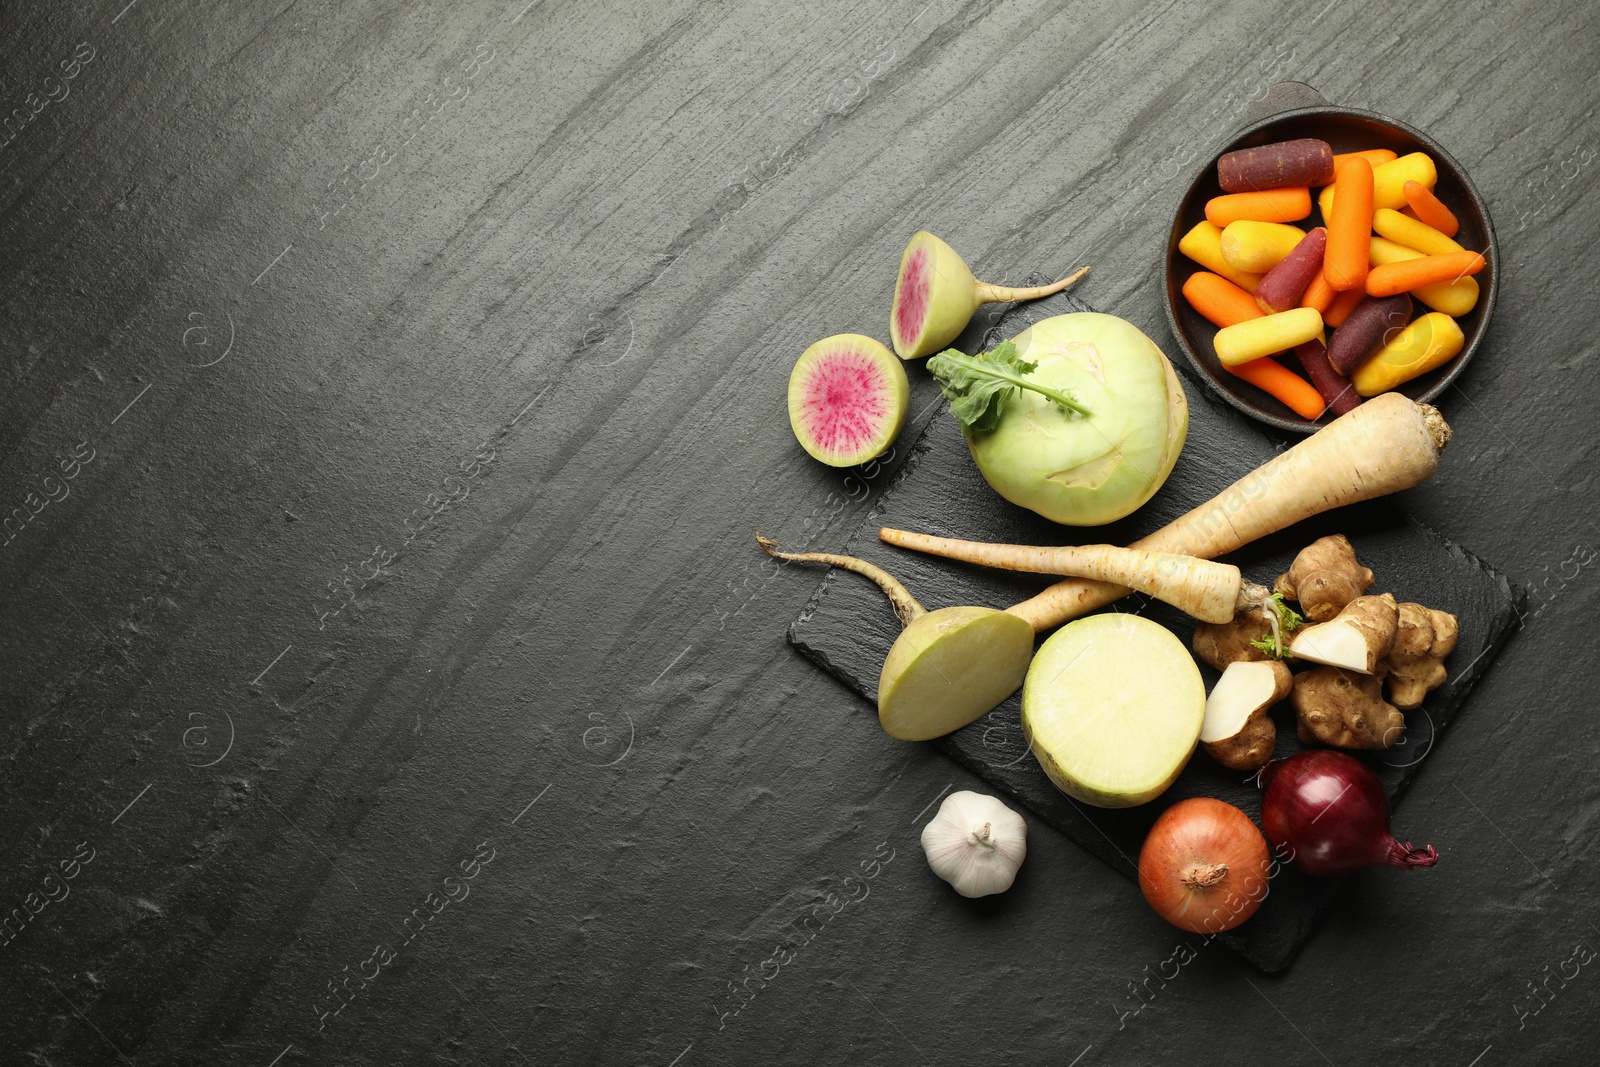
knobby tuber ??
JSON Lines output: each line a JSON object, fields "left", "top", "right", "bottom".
{"left": 1274, "top": 534, "right": 1374, "bottom": 622}
{"left": 1385, "top": 601, "right": 1459, "bottom": 708}
{"left": 1292, "top": 666, "right": 1407, "bottom": 749}
{"left": 1201, "top": 660, "right": 1292, "bottom": 771}
{"left": 1289, "top": 592, "right": 1398, "bottom": 674}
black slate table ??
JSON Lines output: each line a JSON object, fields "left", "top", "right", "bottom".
{"left": 3, "top": 3, "right": 1597, "bottom": 1065}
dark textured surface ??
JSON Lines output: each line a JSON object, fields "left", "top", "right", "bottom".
{"left": 2, "top": 2, "right": 1598, "bottom": 1064}
{"left": 788, "top": 288, "right": 1525, "bottom": 972}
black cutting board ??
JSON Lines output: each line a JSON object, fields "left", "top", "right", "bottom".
{"left": 787, "top": 290, "right": 1524, "bottom": 973}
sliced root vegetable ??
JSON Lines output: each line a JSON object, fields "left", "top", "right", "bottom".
{"left": 1002, "top": 393, "right": 1450, "bottom": 633}
{"left": 1292, "top": 666, "right": 1406, "bottom": 750}
{"left": 1201, "top": 660, "right": 1291, "bottom": 772}
{"left": 756, "top": 535, "right": 1032, "bottom": 741}
{"left": 1273, "top": 534, "right": 1374, "bottom": 623}
{"left": 878, "top": 605, "right": 1035, "bottom": 740}
{"left": 1384, "top": 602, "right": 1459, "bottom": 709}
{"left": 786, "top": 334, "right": 908, "bottom": 467}
{"left": 875, "top": 531, "right": 1269, "bottom": 623}
{"left": 889, "top": 231, "right": 1088, "bottom": 360}
{"left": 1022, "top": 613, "right": 1204, "bottom": 808}
{"left": 1288, "top": 592, "right": 1398, "bottom": 674}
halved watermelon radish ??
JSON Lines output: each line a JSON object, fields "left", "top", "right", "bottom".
{"left": 787, "top": 334, "right": 908, "bottom": 467}
{"left": 889, "top": 231, "right": 1089, "bottom": 360}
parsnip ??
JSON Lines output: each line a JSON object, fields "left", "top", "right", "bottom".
{"left": 884, "top": 393, "right": 1450, "bottom": 633}
{"left": 870, "top": 534, "right": 1269, "bottom": 624}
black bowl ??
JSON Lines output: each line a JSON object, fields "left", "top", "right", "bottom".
{"left": 1163, "top": 105, "right": 1498, "bottom": 434}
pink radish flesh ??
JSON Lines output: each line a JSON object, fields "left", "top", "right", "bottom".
{"left": 895, "top": 246, "right": 930, "bottom": 343}
{"left": 801, "top": 354, "right": 892, "bottom": 455}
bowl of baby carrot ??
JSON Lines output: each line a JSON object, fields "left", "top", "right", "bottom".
{"left": 1163, "top": 106, "right": 1497, "bottom": 433}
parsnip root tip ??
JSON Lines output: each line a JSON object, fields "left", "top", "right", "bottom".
{"left": 1418, "top": 402, "right": 1451, "bottom": 452}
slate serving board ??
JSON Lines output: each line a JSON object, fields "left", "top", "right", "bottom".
{"left": 788, "top": 290, "right": 1524, "bottom": 972}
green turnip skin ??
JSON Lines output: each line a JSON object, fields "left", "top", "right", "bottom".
{"left": 966, "top": 313, "right": 1187, "bottom": 527}
{"left": 889, "top": 231, "right": 1089, "bottom": 360}
{"left": 755, "top": 535, "right": 1033, "bottom": 741}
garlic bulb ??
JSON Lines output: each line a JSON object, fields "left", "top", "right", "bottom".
{"left": 920, "top": 790, "right": 1027, "bottom": 898}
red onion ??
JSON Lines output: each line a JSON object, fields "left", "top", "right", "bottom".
{"left": 1259, "top": 750, "right": 1438, "bottom": 879}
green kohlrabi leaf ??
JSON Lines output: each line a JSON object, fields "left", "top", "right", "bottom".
{"left": 926, "top": 341, "right": 1092, "bottom": 438}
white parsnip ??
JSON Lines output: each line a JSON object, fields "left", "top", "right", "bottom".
{"left": 875, "top": 532, "right": 1266, "bottom": 624}
{"left": 999, "top": 393, "right": 1449, "bottom": 633}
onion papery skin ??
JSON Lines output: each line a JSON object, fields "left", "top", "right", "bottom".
{"left": 1260, "top": 750, "right": 1440, "bottom": 879}
{"left": 1138, "top": 797, "right": 1272, "bottom": 934}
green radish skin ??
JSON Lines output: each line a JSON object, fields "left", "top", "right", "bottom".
{"left": 878, "top": 606, "right": 1034, "bottom": 741}
{"left": 787, "top": 334, "right": 909, "bottom": 467}
{"left": 889, "top": 232, "right": 1089, "bottom": 360}
{"left": 755, "top": 535, "right": 1033, "bottom": 742}
{"left": 1023, "top": 613, "right": 1204, "bottom": 808}
{"left": 1006, "top": 393, "right": 1451, "bottom": 632}
{"left": 876, "top": 533, "right": 1262, "bottom": 624}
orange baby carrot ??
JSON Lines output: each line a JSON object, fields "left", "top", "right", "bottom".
{"left": 1182, "top": 272, "right": 1264, "bottom": 327}
{"left": 1228, "top": 357, "right": 1326, "bottom": 419}
{"left": 1402, "top": 179, "right": 1460, "bottom": 237}
{"left": 1333, "top": 148, "right": 1398, "bottom": 168}
{"left": 1323, "top": 286, "right": 1367, "bottom": 327}
{"left": 1205, "top": 187, "right": 1313, "bottom": 227}
{"left": 1324, "top": 156, "right": 1374, "bottom": 291}
{"left": 1300, "top": 271, "right": 1337, "bottom": 314}
{"left": 1366, "top": 251, "right": 1486, "bottom": 297}
{"left": 1181, "top": 273, "right": 1324, "bottom": 418}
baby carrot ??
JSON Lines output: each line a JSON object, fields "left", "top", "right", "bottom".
{"left": 1205, "top": 187, "right": 1313, "bottom": 226}
{"left": 1181, "top": 273, "right": 1325, "bottom": 418}
{"left": 1352, "top": 313, "right": 1465, "bottom": 396}
{"left": 1182, "top": 272, "right": 1263, "bottom": 328}
{"left": 1220, "top": 221, "right": 1309, "bottom": 273}
{"left": 1229, "top": 356, "right": 1327, "bottom": 420}
{"left": 1402, "top": 180, "right": 1460, "bottom": 237}
{"left": 1178, "top": 221, "right": 1264, "bottom": 293}
{"left": 1366, "top": 251, "right": 1486, "bottom": 297}
{"left": 1369, "top": 236, "right": 1479, "bottom": 316}
{"left": 1372, "top": 153, "right": 1437, "bottom": 211}
{"left": 1372, "top": 208, "right": 1463, "bottom": 256}
{"left": 1215, "top": 307, "right": 1324, "bottom": 366}
{"left": 1300, "top": 271, "right": 1337, "bottom": 314}
{"left": 1334, "top": 148, "right": 1398, "bottom": 168}
{"left": 1324, "top": 156, "right": 1373, "bottom": 291}
{"left": 1321, "top": 154, "right": 1437, "bottom": 216}
{"left": 1323, "top": 286, "right": 1367, "bottom": 327}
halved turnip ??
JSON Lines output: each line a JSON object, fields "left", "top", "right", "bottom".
{"left": 787, "top": 334, "right": 908, "bottom": 467}
{"left": 889, "top": 231, "right": 1089, "bottom": 360}
{"left": 1022, "top": 613, "right": 1204, "bottom": 808}
{"left": 756, "top": 535, "right": 1033, "bottom": 741}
